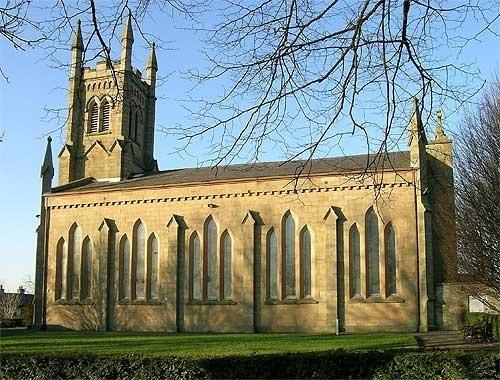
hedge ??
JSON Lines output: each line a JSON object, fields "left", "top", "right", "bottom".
{"left": 467, "top": 312, "right": 500, "bottom": 341}
{"left": 1, "top": 350, "right": 499, "bottom": 380}
{"left": 0, "top": 354, "right": 207, "bottom": 380}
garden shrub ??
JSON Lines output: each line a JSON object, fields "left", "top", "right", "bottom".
{"left": 200, "top": 349, "right": 393, "bottom": 379}
{"left": 373, "top": 351, "right": 466, "bottom": 380}
{"left": 1, "top": 350, "right": 498, "bottom": 380}
{"left": 467, "top": 312, "right": 500, "bottom": 341}
{"left": 0, "top": 354, "right": 207, "bottom": 380}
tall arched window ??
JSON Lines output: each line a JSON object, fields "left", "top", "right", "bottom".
{"left": 55, "top": 238, "right": 66, "bottom": 300}
{"left": 267, "top": 229, "right": 278, "bottom": 300}
{"left": 134, "top": 111, "right": 139, "bottom": 141}
{"left": 204, "top": 216, "right": 217, "bottom": 300}
{"left": 366, "top": 208, "right": 380, "bottom": 296}
{"left": 300, "top": 227, "right": 312, "bottom": 298}
{"left": 147, "top": 234, "right": 159, "bottom": 300}
{"left": 349, "top": 224, "right": 361, "bottom": 297}
{"left": 119, "top": 235, "right": 131, "bottom": 300}
{"left": 89, "top": 102, "right": 99, "bottom": 133}
{"left": 129, "top": 108, "right": 134, "bottom": 139}
{"left": 69, "top": 224, "right": 81, "bottom": 300}
{"left": 385, "top": 223, "right": 397, "bottom": 297}
{"left": 221, "top": 230, "right": 232, "bottom": 300}
{"left": 283, "top": 212, "right": 296, "bottom": 298}
{"left": 190, "top": 232, "right": 201, "bottom": 300}
{"left": 133, "top": 221, "right": 146, "bottom": 300}
{"left": 81, "top": 237, "right": 92, "bottom": 300}
{"left": 101, "top": 100, "right": 110, "bottom": 132}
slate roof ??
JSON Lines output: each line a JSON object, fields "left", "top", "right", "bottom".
{"left": 0, "top": 293, "right": 34, "bottom": 307}
{"left": 53, "top": 150, "right": 411, "bottom": 194}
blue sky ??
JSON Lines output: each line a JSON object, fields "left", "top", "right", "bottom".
{"left": 0, "top": 5, "right": 498, "bottom": 291}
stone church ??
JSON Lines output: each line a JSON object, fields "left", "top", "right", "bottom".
{"left": 33, "top": 16, "right": 464, "bottom": 333}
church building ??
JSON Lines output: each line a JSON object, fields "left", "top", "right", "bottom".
{"left": 33, "top": 16, "right": 465, "bottom": 333}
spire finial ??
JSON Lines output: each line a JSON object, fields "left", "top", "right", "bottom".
{"left": 410, "top": 97, "right": 421, "bottom": 131}
{"left": 435, "top": 110, "right": 446, "bottom": 140}
{"left": 146, "top": 42, "right": 158, "bottom": 70}
{"left": 71, "top": 19, "right": 84, "bottom": 50}
{"left": 121, "top": 10, "right": 134, "bottom": 43}
{"left": 41, "top": 136, "right": 54, "bottom": 181}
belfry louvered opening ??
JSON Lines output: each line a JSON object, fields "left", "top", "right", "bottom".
{"left": 89, "top": 102, "right": 99, "bottom": 133}
{"left": 101, "top": 101, "right": 110, "bottom": 131}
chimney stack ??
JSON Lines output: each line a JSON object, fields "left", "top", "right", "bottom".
{"left": 17, "top": 286, "right": 25, "bottom": 295}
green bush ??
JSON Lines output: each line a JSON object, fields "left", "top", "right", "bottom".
{"left": 467, "top": 312, "right": 500, "bottom": 341}
{"left": 375, "top": 351, "right": 500, "bottom": 380}
{"left": 201, "top": 350, "right": 499, "bottom": 379}
{"left": 200, "top": 349, "right": 392, "bottom": 379}
{"left": 0, "top": 354, "right": 207, "bottom": 380}
{"left": 1, "top": 350, "right": 498, "bottom": 380}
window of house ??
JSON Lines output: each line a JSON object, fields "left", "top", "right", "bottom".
{"left": 133, "top": 221, "right": 146, "bottom": 300}
{"left": 385, "top": 223, "right": 397, "bottom": 296}
{"left": 221, "top": 230, "right": 232, "bottom": 300}
{"left": 283, "top": 212, "right": 296, "bottom": 298}
{"left": 366, "top": 208, "right": 380, "bottom": 296}
{"left": 55, "top": 238, "right": 66, "bottom": 300}
{"left": 129, "top": 108, "right": 134, "bottom": 140}
{"left": 349, "top": 224, "right": 361, "bottom": 297}
{"left": 147, "top": 234, "right": 159, "bottom": 300}
{"left": 89, "top": 102, "right": 99, "bottom": 133}
{"left": 267, "top": 228, "right": 278, "bottom": 300}
{"left": 69, "top": 224, "right": 81, "bottom": 300}
{"left": 301, "top": 227, "right": 312, "bottom": 298}
{"left": 81, "top": 237, "right": 92, "bottom": 300}
{"left": 119, "top": 235, "right": 131, "bottom": 300}
{"left": 134, "top": 111, "right": 139, "bottom": 141}
{"left": 190, "top": 232, "right": 201, "bottom": 300}
{"left": 205, "top": 216, "right": 217, "bottom": 300}
{"left": 101, "top": 101, "right": 110, "bottom": 132}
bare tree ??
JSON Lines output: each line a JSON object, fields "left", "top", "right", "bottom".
{"left": 0, "top": 292, "right": 21, "bottom": 320}
{"left": 1, "top": 1, "right": 499, "bottom": 177}
{"left": 454, "top": 78, "right": 500, "bottom": 313}
{"left": 180, "top": 0, "right": 499, "bottom": 174}
{"left": 21, "top": 275, "right": 35, "bottom": 294}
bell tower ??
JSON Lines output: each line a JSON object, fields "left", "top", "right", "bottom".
{"left": 58, "top": 13, "right": 158, "bottom": 185}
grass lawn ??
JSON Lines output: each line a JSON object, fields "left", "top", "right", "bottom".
{"left": 0, "top": 330, "right": 418, "bottom": 357}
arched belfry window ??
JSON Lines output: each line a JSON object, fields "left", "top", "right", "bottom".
{"left": 300, "top": 227, "right": 312, "bottom": 298}
{"left": 68, "top": 224, "right": 81, "bottom": 300}
{"left": 266, "top": 228, "right": 278, "bottom": 300}
{"left": 283, "top": 212, "right": 296, "bottom": 298}
{"left": 133, "top": 220, "right": 146, "bottom": 300}
{"left": 204, "top": 216, "right": 218, "bottom": 300}
{"left": 89, "top": 101, "right": 99, "bottom": 133}
{"left": 366, "top": 207, "right": 380, "bottom": 296}
{"left": 119, "top": 235, "right": 131, "bottom": 300}
{"left": 81, "top": 237, "right": 92, "bottom": 300}
{"left": 100, "top": 100, "right": 110, "bottom": 132}
{"left": 221, "top": 230, "right": 232, "bottom": 300}
{"left": 349, "top": 224, "right": 361, "bottom": 297}
{"left": 147, "top": 234, "right": 159, "bottom": 300}
{"left": 55, "top": 238, "right": 66, "bottom": 300}
{"left": 190, "top": 232, "right": 201, "bottom": 300}
{"left": 385, "top": 223, "right": 397, "bottom": 297}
